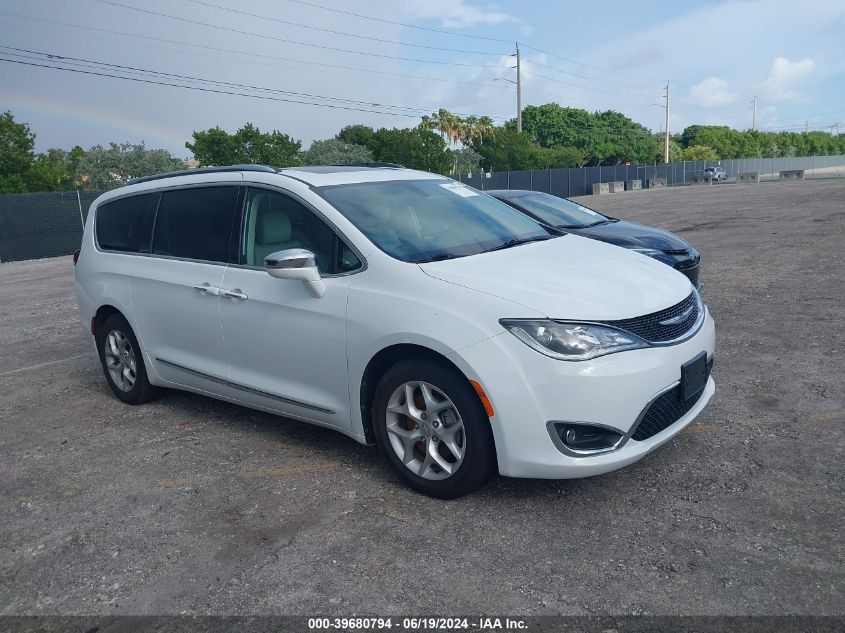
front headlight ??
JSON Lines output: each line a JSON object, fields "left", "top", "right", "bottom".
{"left": 499, "top": 319, "right": 649, "bottom": 361}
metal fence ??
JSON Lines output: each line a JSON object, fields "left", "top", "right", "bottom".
{"left": 0, "top": 190, "right": 105, "bottom": 263}
{"left": 457, "top": 154, "right": 845, "bottom": 197}
{"left": 0, "top": 153, "right": 844, "bottom": 263}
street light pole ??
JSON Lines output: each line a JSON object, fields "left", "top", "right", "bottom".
{"left": 663, "top": 82, "right": 670, "bottom": 164}
{"left": 516, "top": 43, "right": 522, "bottom": 133}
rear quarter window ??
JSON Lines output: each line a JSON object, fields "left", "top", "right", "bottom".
{"left": 151, "top": 186, "right": 240, "bottom": 263}
{"left": 95, "top": 193, "right": 159, "bottom": 253}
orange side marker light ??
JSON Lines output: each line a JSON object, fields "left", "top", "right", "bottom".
{"left": 470, "top": 380, "right": 494, "bottom": 417}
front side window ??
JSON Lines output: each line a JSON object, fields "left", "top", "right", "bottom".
{"left": 152, "top": 186, "right": 239, "bottom": 263}
{"left": 318, "top": 180, "right": 553, "bottom": 263}
{"left": 504, "top": 193, "right": 610, "bottom": 229}
{"left": 242, "top": 188, "right": 360, "bottom": 274}
{"left": 95, "top": 193, "right": 159, "bottom": 252}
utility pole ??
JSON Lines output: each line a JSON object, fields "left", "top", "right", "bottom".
{"left": 663, "top": 81, "right": 670, "bottom": 164}
{"left": 751, "top": 96, "right": 757, "bottom": 130}
{"left": 805, "top": 121, "right": 809, "bottom": 134}
{"left": 516, "top": 43, "right": 522, "bottom": 134}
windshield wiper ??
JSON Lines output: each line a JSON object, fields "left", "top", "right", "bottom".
{"left": 585, "top": 219, "right": 613, "bottom": 227}
{"left": 418, "top": 252, "right": 459, "bottom": 263}
{"left": 482, "top": 235, "right": 553, "bottom": 254}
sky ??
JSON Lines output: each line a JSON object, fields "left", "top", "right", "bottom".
{"left": 1, "top": 0, "right": 844, "bottom": 158}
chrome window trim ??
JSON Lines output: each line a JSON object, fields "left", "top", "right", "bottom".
{"left": 156, "top": 357, "right": 335, "bottom": 414}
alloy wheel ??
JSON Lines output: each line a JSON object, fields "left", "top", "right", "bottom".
{"left": 385, "top": 381, "right": 465, "bottom": 480}
{"left": 104, "top": 329, "right": 137, "bottom": 392}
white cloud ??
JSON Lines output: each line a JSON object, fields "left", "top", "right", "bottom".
{"left": 399, "top": 0, "right": 519, "bottom": 28}
{"left": 762, "top": 56, "right": 816, "bottom": 101}
{"left": 689, "top": 77, "right": 738, "bottom": 106}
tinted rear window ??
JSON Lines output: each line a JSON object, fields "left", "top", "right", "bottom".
{"left": 95, "top": 193, "right": 159, "bottom": 252}
{"left": 152, "top": 186, "right": 239, "bottom": 263}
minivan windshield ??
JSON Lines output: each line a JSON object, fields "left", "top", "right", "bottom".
{"left": 318, "top": 179, "right": 555, "bottom": 263}
{"left": 505, "top": 193, "right": 612, "bottom": 229}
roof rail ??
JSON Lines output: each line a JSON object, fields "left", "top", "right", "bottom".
{"left": 127, "top": 164, "right": 277, "bottom": 185}
{"left": 329, "top": 162, "right": 405, "bottom": 169}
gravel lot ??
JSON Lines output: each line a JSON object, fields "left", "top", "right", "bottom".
{"left": 1, "top": 179, "right": 843, "bottom": 616}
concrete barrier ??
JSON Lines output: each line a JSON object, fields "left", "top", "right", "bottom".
{"left": 647, "top": 178, "right": 667, "bottom": 188}
{"left": 608, "top": 181, "right": 625, "bottom": 193}
{"left": 779, "top": 169, "right": 805, "bottom": 180}
{"left": 625, "top": 179, "right": 642, "bottom": 191}
{"left": 592, "top": 182, "right": 610, "bottom": 195}
{"left": 737, "top": 172, "right": 759, "bottom": 184}
{"left": 689, "top": 174, "right": 713, "bottom": 185}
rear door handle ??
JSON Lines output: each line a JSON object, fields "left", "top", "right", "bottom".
{"left": 193, "top": 283, "right": 221, "bottom": 296}
{"left": 221, "top": 289, "right": 248, "bottom": 301}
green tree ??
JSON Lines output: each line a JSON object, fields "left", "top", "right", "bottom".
{"left": 682, "top": 144, "right": 719, "bottom": 160}
{"left": 187, "top": 123, "right": 301, "bottom": 167}
{"left": 373, "top": 127, "right": 451, "bottom": 173}
{"left": 0, "top": 111, "right": 36, "bottom": 193}
{"left": 26, "top": 148, "right": 80, "bottom": 191}
{"left": 76, "top": 142, "right": 183, "bottom": 189}
{"left": 301, "top": 138, "right": 373, "bottom": 165}
{"left": 452, "top": 147, "right": 482, "bottom": 174}
{"left": 472, "top": 128, "right": 545, "bottom": 171}
{"left": 336, "top": 124, "right": 377, "bottom": 152}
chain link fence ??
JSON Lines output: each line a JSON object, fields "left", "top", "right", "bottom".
{"left": 457, "top": 154, "right": 845, "bottom": 197}
{"left": 0, "top": 153, "right": 843, "bottom": 263}
{"left": 0, "top": 190, "right": 104, "bottom": 263}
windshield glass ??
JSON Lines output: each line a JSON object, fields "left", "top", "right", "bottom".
{"left": 318, "top": 179, "right": 553, "bottom": 263}
{"left": 505, "top": 193, "right": 609, "bottom": 228}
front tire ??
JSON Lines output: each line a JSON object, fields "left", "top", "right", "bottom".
{"left": 96, "top": 314, "right": 159, "bottom": 405}
{"left": 372, "top": 359, "right": 496, "bottom": 498}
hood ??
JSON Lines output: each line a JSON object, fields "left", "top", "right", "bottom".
{"left": 571, "top": 220, "right": 691, "bottom": 252}
{"left": 419, "top": 234, "right": 692, "bottom": 321}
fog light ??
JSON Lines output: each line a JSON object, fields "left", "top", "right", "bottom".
{"left": 556, "top": 424, "right": 623, "bottom": 452}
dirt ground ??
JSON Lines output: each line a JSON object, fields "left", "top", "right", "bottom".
{"left": 1, "top": 179, "right": 843, "bottom": 616}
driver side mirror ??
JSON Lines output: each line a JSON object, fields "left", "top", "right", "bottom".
{"left": 264, "top": 248, "right": 325, "bottom": 298}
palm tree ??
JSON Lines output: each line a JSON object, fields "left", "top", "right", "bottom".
{"left": 475, "top": 116, "right": 494, "bottom": 145}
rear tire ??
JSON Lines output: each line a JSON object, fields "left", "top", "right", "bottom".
{"left": 372, "top": 359, "right": 496, "bottom": 498}
{"left": 96, "top": 314, "right": 159, "bottom": 405}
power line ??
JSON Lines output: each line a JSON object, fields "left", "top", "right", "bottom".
{"left": 0, "top": 11, "right": 512, "bottom": 91}
{"left": 279, "top": 0, "right": 514, "bottom": 43}
{"left": 526, "top": 58, "right": 656, "bottom": 90}
{"left": 0, "top": 56, "right": 491, "bottom": 119}
{"left": 95, "top": 0, "right": 504, "bottom": 68}
{"left": 278, "top": 0, "right": 672, "bottom": 86}
{"left": 0, "top": 46, "right": 508, "bottom": 120}
{"left": 183, "top": 0, "right": 509, "bottom": 56}
{"left": 520, "top": 69, "right": 629, "bottom": 95}
{"left": 520, "top": 43, "right": 684, "bottom": 85}
{"left": 0, "top": 47, "right": 424, "bottom": 114}
{"left": 185, "top": 0, "right": 657, "bottom": 93}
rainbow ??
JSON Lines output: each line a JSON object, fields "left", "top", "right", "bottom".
{"left": 1, "top": 92, "right": 189, "bottom": 155}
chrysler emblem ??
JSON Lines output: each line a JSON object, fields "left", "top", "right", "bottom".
{"left": 659, "top": 304, "right": 695, "bottom": 326}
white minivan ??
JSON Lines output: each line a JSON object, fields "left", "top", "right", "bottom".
{"left": 75, "top": 164, "right": 715, "bottom": 498}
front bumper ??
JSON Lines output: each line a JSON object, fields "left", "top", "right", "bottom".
{"left": 451, "top": 311, "right": 716, "bottom": 479}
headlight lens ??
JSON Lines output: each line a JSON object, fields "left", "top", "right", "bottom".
{"left": 499, "top": 319, "right": 649, "bottom": 361}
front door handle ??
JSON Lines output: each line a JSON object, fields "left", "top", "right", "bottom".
{"left": 193, "top": 283, "right": 221, "bottom": 296}
{"left": 222, "top": 289, "right": 248, "bottom": 301}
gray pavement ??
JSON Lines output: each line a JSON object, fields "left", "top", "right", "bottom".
{"left": 1, "top": 179, "right": 843, "bottom": 616}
